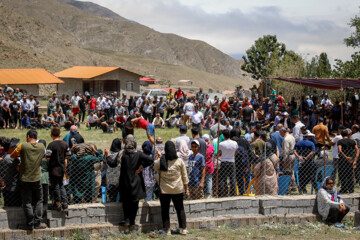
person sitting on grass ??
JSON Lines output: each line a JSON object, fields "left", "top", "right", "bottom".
{"left": 317, "top": 177, "right": 350, "bottom": 228}
{"left": 101, "top": 117, "right": 115, "bottom": 133}
{"left": 152, "top": 113, "right": 165, "bottom": 129}
{"left": 21, "top": 113, "right": 31, "bottom": 129}
{"left": 85, "top": 111, "right": 99, "bottom": 130}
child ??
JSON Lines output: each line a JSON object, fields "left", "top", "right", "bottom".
{"left": 46, "top": 127, "right": 69, "bottom": 212}
{"left": 188, "top": 140, "right": 205, "bottom": 200}
{"left": 202, "top": 134, "right": 214, "bottom": 198}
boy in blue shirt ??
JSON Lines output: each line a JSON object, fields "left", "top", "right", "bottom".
{"left": 188, "top": 140, "right": 205, "bottom": 199}
{"left": 21, "top": 113, "right": 31, "bottom": 129}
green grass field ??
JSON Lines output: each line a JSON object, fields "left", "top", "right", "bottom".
{"left": 0, "top": 126, "right": 207, "bottom": 150}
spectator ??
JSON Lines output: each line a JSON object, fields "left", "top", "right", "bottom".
{"left": 204, "top": 115, "right": 215, "bottom": 130}
{"left": 104, "top": 138, "right": 122, "bottom": 202}
{"left": 280, "top": 128, "right": 296, "bottom": 191}
{"left": 188, "top": 140, "right": 205, "bottom": 199}
{"left": 218, "top": 130, "right": 238, "bottom": 197}
{"left": 154, "top": 141, "right": 189, "bottom": 236}
{"left": 202, "top": 134, "right": 214, "bottom": 198}
{"left": 141, "top": 141, "right": 155, "bottom": 202}
{"left": 63, "top": 125, "right": 84, "bottom": 149}
{"left": 189, "top": 105, "right": 204, "bottom": 137}
{"left": 317, "top": 177, "right": 349, "bottom": 227}
{"left": 107, "top": 135, "right": 153, "bottom": 229}
{"left": 312, "top": 117, "right": 331, "bottom": 149}
{"left": 153, "top": 113, "right": 165, "bottom": 129}
{"left": 183, "top": 98, "right": 194, "bottom": 125}
{"left": 11, "top": 130, "right": 47, "bottom": 230}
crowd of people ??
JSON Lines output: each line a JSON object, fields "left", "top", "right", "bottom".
{"left": 0, "top": 84, "right": 359, "bottom": 231}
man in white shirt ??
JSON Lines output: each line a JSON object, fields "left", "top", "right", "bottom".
{"left": 85, "top": 111, "right": 99, "bottom": 129}
{"left": 320, "top": 95, "right": 332, "bottom": 108}
{"left": 280, "top": 128, "right": 296, "bottom": 190}
{"left": 175, "top": 125, "right": 191, "bottom": 150}
{"left": 189, "top": 105, "right": 204, "bottom": 137}
{"left": 152, "top": 113, "right": 165, "bottom": 128}
{"left": 101, "top": 95, "right": 112, "bottom": 119}
{"left": 71, "top": 91, "right": 81, "bottom": 117}
{"left": 183, "top": 98, "right": 194, "bottom": 125}
{"left": 218, "top": 129, "right": 238, "bottom": 197}
{"left": 292, "top": 115, "right": 305, "bottom": 142}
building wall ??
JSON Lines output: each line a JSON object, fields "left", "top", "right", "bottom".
{"left": 8, "top": 84, "right": 38, "bottom": 96}
{"left": 93, "top": 69, "right": 140, "bottom": 93}
{"left": 57, "top": 78, "right": 83, "bottom": 96}
{"left": 38, "top": 84, "right": 58, "bottom": 97}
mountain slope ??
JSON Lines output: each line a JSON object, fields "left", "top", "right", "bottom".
{"left": 0, "top": 0, "right": 255, "bottom": 90}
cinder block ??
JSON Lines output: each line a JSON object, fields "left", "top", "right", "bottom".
{"left": 244, "top": 207, "right": 259, "bottom": 215}
{"left": 67, "top": 209, "right": 87, "bottom": 218}
{"left": 274, "top": 207, "right": 289, "bottom": 215}
{"left": 260, "top": 199, "right": 280, "bottom": 208}
{"left": 87, "top": 207, "right": 105, "bottom": 216}
{"left": 342, "top": 198, "right": 353, "bottom": 206}
{"left": 251, "top": 200, "right": 259, "bottom": 207}
{"left": 296, "top": 199, "right": 310, "bottom": 207}
{"left": 213, "top": 209, "right": 227, "bottom": 217}
{"left": 226, "top": 208, "right": 245, "bottom": 215}
{"left": 289, "top": 207, "right": 304, "bottom": 214}
{"left": 237, "top": 200, "right": 252, "bottom": 208}
{"left": 354, "top": 211, "right": 360, "bottom": 227}
{"left": 0, "top": 220, "right": 9, "bottom": 229}
{"left": 82, "top": 216, "right": 99, "bottom": 224}
{"left": 197, "top": 210, "right": 214, "bottom": 218}
{"left": 190, "top": 203, "right": 206, "bottom": 211}
{"left": 221, "top": 200, "right": 237, "bottom": 209}
{"left": 206, "top": 202, "right": 222, "bottom": 210}
{"left": 282, "top": 200, "right": 297, "bottom": 207}
{"left": 303, "top": 207, "right": 314, "bottom": 214}
{"left": 47, "top": 219, "right": 60, "bottom": 228}
{"left": 66, "top": 216, "right": 82, "bottom": 226}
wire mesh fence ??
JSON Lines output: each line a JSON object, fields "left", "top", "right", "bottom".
{"left": 0, "top": 140, "right": 359, "bottom": 208}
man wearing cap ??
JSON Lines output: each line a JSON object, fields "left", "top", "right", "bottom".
{"left": 188, "top": 139, "right": 206, "bottom": 199}
{"left": 312, "top": 117, "right": 331, "bottom": 149}
{"left": 294, "top": 131, "right": 316, "bottom": 194}
{"left": 189, "top": 105, "right": 204, "bottom": 138}
{"left": 280, "top": 128, "right": 296, "bottom": 190}
{"left": 165, "top": 114, "right": 177, "bottom": 128}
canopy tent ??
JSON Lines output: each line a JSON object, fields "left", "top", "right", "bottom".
{"left": 269, "top": 77, "right": 360, "bottom": 90}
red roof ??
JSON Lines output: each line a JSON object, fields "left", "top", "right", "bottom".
{"left": 140, "top": 77, "right": 160, "bottom": 82}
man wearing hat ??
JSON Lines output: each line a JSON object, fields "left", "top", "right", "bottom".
{"left": 165, "top": 114, "right": 178, "bottom": 128}
{"left": 294, "top": 130, "right": 316, "bottom": 194}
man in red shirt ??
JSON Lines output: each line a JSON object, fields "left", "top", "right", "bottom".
{"left": 174, "top": 88, "right": 184, "bottom": 102}
{"left": 131, "top": 112, "right": 155, "bottom": 145}
{"left": 88, "top": 95, "right": 97, "bottom": 113}
{"left": 220, "top": 97, "right": 229, "bottom": 113}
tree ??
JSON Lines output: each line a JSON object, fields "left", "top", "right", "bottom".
{"left": 344, "top": 12, "right": 360, "bottom": 48}
{"left": 333, "top": 52, "right": 360, "bottom": 78}
{"left": 241, "top": 35, "right": 286, "bottom": 80}
{"left": 304, "top": 52, "right": 332, "bottom": 78}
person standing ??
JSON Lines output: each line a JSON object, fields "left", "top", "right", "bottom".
{"left": 11, "top": 130, "right": 47, "bottom": 230}
{"left": 107, "top": 136, "right": 153, "bottom": 229}
{"left": 188, "top": 140, "right": 205, "bottom": 199}
{"left": 218, "top": 130, "right": 238, "bottom": 197}
{"left": 165, "top": 95, "right": 178, "bottom": 119}
{"left": 71, "top": 91, "right": 81, "bottom": 118}
{"left": 292, "top": 115, "right": 305, "bottom": 142}
{"left": 46, "top": 127, "right": 69, "bottom": 212}
{"left": 280, "top": 128, "right": 296, "bottom": 191}
{"left": 312, "top": 117, "right": 331, "bottom": 149}
{"left": 154, "top": 141, "right": 189, "bottom": 236}
{"left": 241, "top": 102, "right": 253, "bottom": 133}
{"left": 294, "top": 131, "right": 316, "bottom": 194}
{"left": 183, "top": 98, "right": 194, "bottom": 125}
{"left": 189, "top": 105, "right": 204, "bottom": 138}
{"left": 338, "top": 130, "right": 359, "bottom": 193}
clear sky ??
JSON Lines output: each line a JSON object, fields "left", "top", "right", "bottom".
{"left": 79, "top": 0, "right": 359, "bottom": 62}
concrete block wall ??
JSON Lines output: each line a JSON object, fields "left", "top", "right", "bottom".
{"left": 1, "top": 194, "right": 359, "bottom": 230}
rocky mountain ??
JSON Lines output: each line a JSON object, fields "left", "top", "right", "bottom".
{"left": 0, "top": 0, "right": 255, "bottom": 90}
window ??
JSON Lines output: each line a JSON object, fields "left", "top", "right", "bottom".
{"left": 126, "top": 82, "right": 134, "bottom": 91}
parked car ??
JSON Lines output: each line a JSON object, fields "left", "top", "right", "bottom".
{"left": 140, "top": 89, "right": 168, "bottom": 101}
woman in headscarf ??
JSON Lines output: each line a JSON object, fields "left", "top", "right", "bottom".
{"left": 107, "top": 135, "right": 153, "bottom": 229}
{"left": 154, "top": 141, "right": 189, "bottom": 236}
{"left": 104, "top": 138, "right": 122, "bottom": 202}
{"left": 141, "top": 141, "right": 155, "bottom": 202}
{"left": 253, "top": 142, "right": 279, "bottom": 195}
{"left": 317, "top": 177, "right": 349, "bottom": 227}
{"left": 176, "top": 140, "right": 191, "bottom": 168}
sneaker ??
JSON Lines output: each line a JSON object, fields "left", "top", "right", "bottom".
{"left": 334, "top": 223, "right": 345, "bottom": 228}
{"left": 34, "top": 223, "right": 47, "bottom": 229}
{"left": 180, "top": 229, "right": 188, "bottom": 235}
{"left": 166, "top": 229, "right": 172, "bottom": 236}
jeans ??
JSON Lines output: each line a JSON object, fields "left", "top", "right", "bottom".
{"left": 219, "top": 162, "right": 237, "bottom": 197}
{"left": 298, "top": 160, "right": 315, "bottom": 193}
{"left": 145, "top": 186, "right": 154, "bottom": 202}
{"left": 204, "top": 174, "right": 213, "bottom": 196}
{"left": 19, "top": 181, "right": 43, "bottom": 226}
{"left": 235, "top": 161, "right": 250, "bottom": 196}
{"left": 50, "top": 175, "right": 67, "bottom": 203}
{"left": 160, "top": 193, "right": 186, "bottom": 229}
{"left": 242, "top": 121, "right": 251, "bottom": 133}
